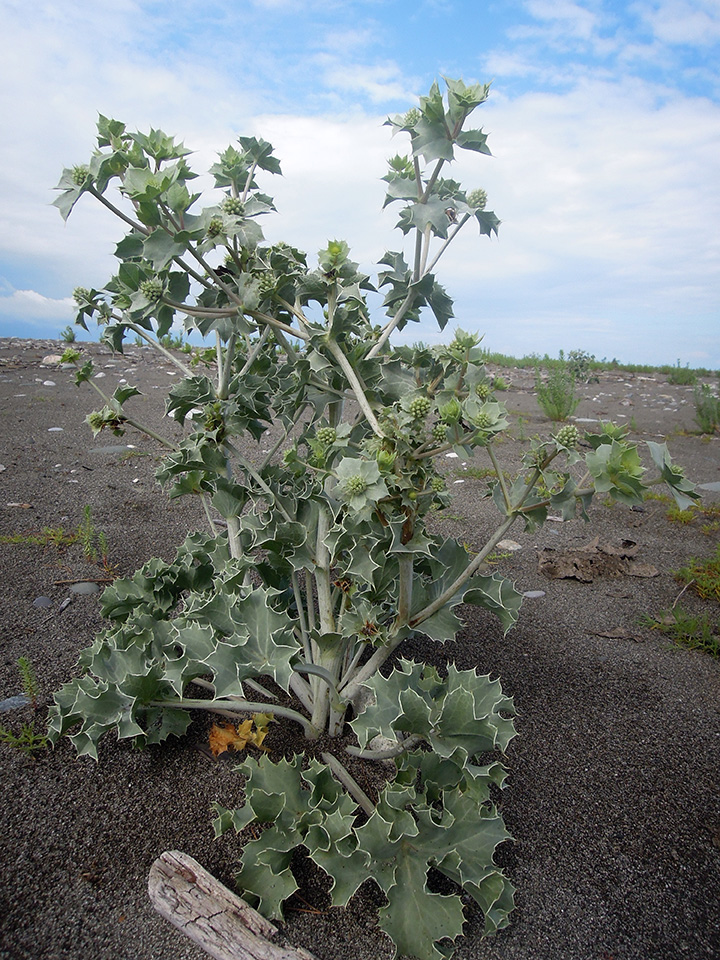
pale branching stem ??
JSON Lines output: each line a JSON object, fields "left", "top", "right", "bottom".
{"left": 164, "top": 301, "right": 237, "bottom": 318}
{"left": 292, "top": 572, "right": 313, "bottom": 663}
{"left": 151, "top": 698, "right": 318, "bottom": 738}
{"left": 397, "top": 554, "right": 414, "bottom": 626}
{"left": 326, "top": 340, "right": 384, "bottom": 438}
{"left": 418, "top": 222, "right": 433, "bottom": 276}
{"left": 173, "top": 256, "right": 215, "bottom": 289}
{"left": 260, "top": 405, "right": 306, "bottom": 472}
{"left": 424, "top": 214, "right": 472, "bottom": 275}
{"left": 201, "top": 494, "right": 219, "bottom": 535}
{"left": 305, "top": 570, "right": 316, "bottom": 632}
{"left": 311, "top": 505, "right": 335, "bottom": 732}
{"left": 346, "top": 734, "right": 423, "bottom": 760}
{"left": 124, "top": 322, "right": 195, "bottom": 377}
{"left": 338, "top": 641, "right": 367, "bottom": 689}
{"left": 238, "top": 326, "right": 271, "bottom": 378}
{"left": 84, "top": 376, "right": 177, "bottom": 450}
{"left": 314, "top": 505, "right": 335, "bottom": 635}
{"left": 226, "top": 515, "right": 242, "bottom": 560}
{"left": 421, "top": 157, "right": 446, "bottom": 203}
{"left": 366, "top": 290, "right": 417, "bottom": 360}
{"left": 215, "top": 332, "right": 224, "bottom": 382}
{"left": 409, "top": 513, "right": 518, "bottom": 629}
{"left": 275, "top": 296, "right": 311, "bottom": 336}
{"left": 340, "top": 632, "right": 408, "bottom": 706}
{"left": 225, "top": 442, "right": 294, "bottom": 524}
{"left": 289, "top": 673, "right": 314, "bottom": 714}
{"left": 218, "top": 332, "right": 237, "bottom": 399}
{"left": 321, "top": 752, "right": 375, "bottom": 817}
{"left": 241, "top": 160, "right": 258, "bottom": 203}
{"left": 248, "top": 309, "right": 309, "bottom": 342}
{"left": 89, "top": 187, "right": 149, "bottom": 236}
{"left": 488, "top": 444, "right": 511, "bottom": 512}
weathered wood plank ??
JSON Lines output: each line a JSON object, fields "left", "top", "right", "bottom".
{"left": 148, "top": 850, "right": 318, "bottom": 960}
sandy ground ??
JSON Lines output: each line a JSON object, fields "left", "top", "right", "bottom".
{"left": 0, "top": 337, "right": 719, "bottom": 960}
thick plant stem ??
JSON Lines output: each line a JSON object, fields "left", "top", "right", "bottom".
{"left": 150, "top": 698, "right": 319, "bottom": 739}
{"left": 124, "top": 323, "right": 195, "bottom": 377}
{"left": 321, "top": 752, "right": 375, "bottom": 817}
{"left": 397, "top": 554, "right": 413, "bottom": 626}
{"left": 326, "top": 340, "right": 384, "bottom": 438}
{"left": 410, "top": 513, "right": 517, "bottom": 628}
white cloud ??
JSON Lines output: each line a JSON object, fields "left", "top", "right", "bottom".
{"left": 523, "top": 0, "right": 599, "bottom": 40}
{"left": 635, "top": 0, "right": 720, "bottom": 46}
{"left": 0, "top": 289, "right": 74, "bottom": 336}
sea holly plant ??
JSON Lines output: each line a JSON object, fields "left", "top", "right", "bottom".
{"left": 48, "top": 79, "right": 698, "bottom": 960}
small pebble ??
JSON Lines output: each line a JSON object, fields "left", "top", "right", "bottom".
{"left": 42, "top": 380, "right": 56, "bottom": 387}
{"left": 48, "top": 427, "right": 64, "bottom": 433}
{"left": 33, "top": 596, "right": 53, "bottom": 608}
{"left": 70, "top": 581, "right": 101, "bottom": 596}
{"left": 523, "top": 590, "right": 546, "bottom": 599}
{"left": 497, "top": 539, "right": 522, "bottom": 551}
{"left": 0, "top": 694, "right": 31, "bottom": 713}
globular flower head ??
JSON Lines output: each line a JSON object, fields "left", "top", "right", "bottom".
{"left": 73, "top": 287, "right": 92, "bottom": 306}
{"left": 139, "top": 278, "right": 164, "bottom": 302}
{"left": 206, "top": 216, "right": 225, "bottom": 238}
{"left": 222, "top": 196, "right": 244, "bottom": 216}
{"left": 555, "top": 424, "right": 580, "bottom": 449}
{"left": 316, "top": 426, "right": 337, "bottom": 446}
{"left": 71, "top": 165, "right": 90, "bottom": 186}
{"left": 467, "top": 188, "right": 487, "bottom": 210}
{"left": 408, "top": 395, "right": 431, "bottom": 421}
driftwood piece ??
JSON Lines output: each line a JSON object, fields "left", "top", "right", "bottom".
{"left": 148, "top": 850, "right": 318, "bottom": 960}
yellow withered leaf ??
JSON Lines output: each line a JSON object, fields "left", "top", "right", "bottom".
{"left": 208, "top": 714, "right": 275, "bottom": 757}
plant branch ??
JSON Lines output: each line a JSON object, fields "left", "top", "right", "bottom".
{"left": 321, "top": 752, "right": 375, "bottom": 817}
{"left": 150, "top": 698, "right": 318, "bottom": 738}
{"left": 326, "top": 340, "right": 384, "bottom": 438}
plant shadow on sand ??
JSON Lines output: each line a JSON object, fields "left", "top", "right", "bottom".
{"left": 1, "top": 338, "right": 719, "bottom": 960}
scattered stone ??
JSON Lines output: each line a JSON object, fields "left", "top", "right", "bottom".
{"left": 33, "top": 596, "right": 53, "bottom": 608}
{"left": 69, "top": 581, "right": 102, "bottom": 596}
{"left": 497, "top": 539, "right": 522, "bottom": 551}
{"left": 0, "top": 464, "right": 5, "bottom": 473}
{"left": 523, "top": 590, "right": 546, "bottom": 599}
{"left": 42, "top": 380, "right": 56, "bottom": 387}
{"left": 41, "top": 355, "right": 63, "bottom": 365}
{"left": 445, "top": 452, "right": 459, "bottom": 458}
{"left": 48, "top": 427, "right": 64, "bottom": 432}
{"left": 0, "top": 694, "right": 31, "bottom": 713}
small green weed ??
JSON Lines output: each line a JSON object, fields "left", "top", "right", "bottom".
{"left": 667, "top": 505, "right": 697, "bottom": 524}
{"left": 60, "top": 325, "right": 76, "bottom": 343}
{"left": 674, "top": 545, "right": 720, "bottom": 602}
{"left": 17, "top": 657, "right": 40, "bottom": 708}
{"left": 694, "top": 383, "right": 720, "bottom": 434}
{"left": 534, "top": 352, "right": 578, "bottom": 421}
{"left": 0, "top": 723, "right": 50, "bottom": 756}
{"left": 0, "top": 506, "right": 111, "bottom": 570}
{"left": 665, "top": 360, "right": 697, "bottom": 386}
{"left": 0, "top": 658, "right": 49, "bottom": 756}
{"left": 641, "top": 607, "right": 720, "bottom": 658}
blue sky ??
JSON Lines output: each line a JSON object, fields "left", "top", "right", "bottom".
{"left": 1, "top": 0, "right": 718, "bottom": 366}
